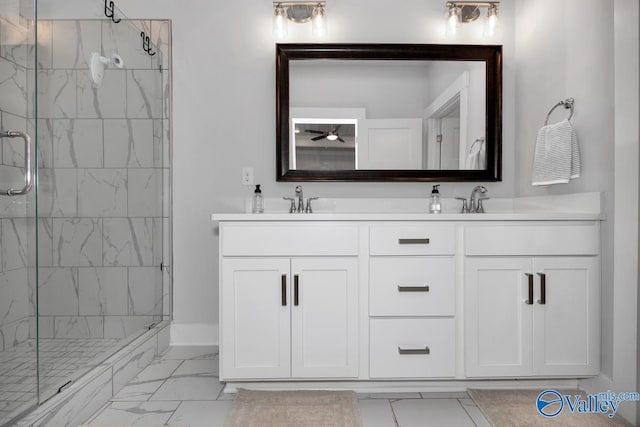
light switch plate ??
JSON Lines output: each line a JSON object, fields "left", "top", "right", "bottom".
{"left": 242, "top": 167, "right": 254, "bottom": 186}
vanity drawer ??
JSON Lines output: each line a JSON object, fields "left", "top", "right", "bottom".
{"left": 465, "top": 224, "right": 600, "bottom": 256}
{"left": 369, "top": 257, "right": 455, "bottom": 316}
{"left": 221, "top": 223, "right": 359, "bottom": 256}
{"left": 370, "top": 318, "right": 455, "bottom": 378}
{"left": 369, "top": 224, "right": 456, "bottom": 256}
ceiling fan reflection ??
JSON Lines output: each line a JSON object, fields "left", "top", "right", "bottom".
{"left": 305, "top": 125, "right": 345, "bottom": 143}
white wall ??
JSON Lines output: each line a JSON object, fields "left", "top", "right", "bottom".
{"left": 613, "top": 0, "right": 639, "bottom": 424}
{"left": 38, "top": 0, "right": 516, "bottom": 341}
{"left": 291, "top": 61, "right": 431, "bottom": 119}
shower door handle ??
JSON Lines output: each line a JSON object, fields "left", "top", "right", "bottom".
{"left": 0, "top": 131, "right": 33, "bottom": 196}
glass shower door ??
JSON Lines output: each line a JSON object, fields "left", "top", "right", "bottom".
{"left": 0, "top": 0, "right": 39, "bottom": 425}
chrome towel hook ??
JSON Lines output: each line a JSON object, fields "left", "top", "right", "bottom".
{"left": 544, "top": 98, "right": 574, "bottom": 125}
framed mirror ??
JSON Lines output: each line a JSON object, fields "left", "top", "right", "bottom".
{"left": 276, "top": 43, "right": 502, "bottom": 182}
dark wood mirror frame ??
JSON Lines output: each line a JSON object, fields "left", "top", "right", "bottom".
{"left": 276, "top": 43, "right": 502, "bottom": 182}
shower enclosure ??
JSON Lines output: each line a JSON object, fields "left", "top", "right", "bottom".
{"left": 0, "top": 1, "right": 171, "bottom": 425}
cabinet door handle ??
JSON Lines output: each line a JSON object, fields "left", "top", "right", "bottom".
{"left": 525, "top": 273, "right": 534, "bottom": 305}
{"left": 398, "top": 346, "right": 430, "bottom": 355}
{"left": 397, "top": 285, "right": 430, "bottom": 292}
{"left": 281, "top": 274, "right": 287, "bottom": 306}
{"left": 294, "top": 274, "right": 299, "bottom": 306}
{"left": 398, "top": 238, "right": 430, "bottom": 245}
{"left": 537, "top": 273, "right": 546, "bottom": 304}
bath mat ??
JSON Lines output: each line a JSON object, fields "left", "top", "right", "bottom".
{"left": 225, "top": 389, "right": 362, "bottom": 427}
{"left": 468, "top": 389, "right": 633, "bottom": 426}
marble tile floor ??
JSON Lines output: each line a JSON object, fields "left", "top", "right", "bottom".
{"left": 0, "top": 338, "right": 121, "bottom": 426}
{"left": 85, "top": 345, "right": 491, "bottom": 427}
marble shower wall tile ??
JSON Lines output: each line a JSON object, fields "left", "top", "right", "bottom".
{"left": 162, "top": 67, "right": 170, "bottom": 119}
{"left": 128, "top": 169, "right": 161, "bottom": 217}
{"left": 102, "top": 20, "right": 152, "bottom": 70}
{"left": 37, "top": 267, "right": 78, "bottom": 316}
{"left": 104, "top": 315, "right": 153, "bottom": 339}
{"left": 128, "top": 267, "right": 162, "bottom": 315}
{"left": 37, "top": 168, "right": 78, "bottom": 217}
{"left": 78, "top": 267, "right": 128, "bottom": 316}
{"left": 0, "top": 269, "right": 29, "bottom": 325}
{"left": 31, "top": 118, "right": 54, "bottom": 168}
{"left": 152, "top": 119, "right": 163, "bottom": 168}
{"left": 52, "top": 20, "right": 101, "bottom": 69}
{"left": 54, "top": 315, "right": 104, "bottom": 339}
{"left": 0, "top": 17, "right": 28, "bottom": 67}
{"left": 103, "top": 218, "right": 153, "bottom": 266}
{"left": 29, "top": 217, "right": 53, "bottom": 268}
{"left": 152, "top": 218, "right": 163, "bottom": 266}
{"left": 53, "top": 119, "right": 104, "bottom": 168}
{"left": 30, "top": 20, "right": 53, "bottom": 69}
{"left": 77, "top": 169, "right": 127, "bottom": 217}
{"left": 36, "top": 70, "right": 77, "bottom": 119}
{"left": 77, "top": 69, "right": 126, "bottom": 119}
{"left": 53, "top": 218, "right": 103, "bottom": 267}
{"left": 33, "top": 315, "right": 54, "bottom": 339}
{"left": 1, "top": 218, "right": 27, "bottom": 271}
{"left": 151, "top": 20, "right": 170, "bottom": 71}
{"left": 104, "top": 119, "right": 154, "bottom": 168}
{"left": 0, "top": 56, "right": 27, "bottom": 117}
{"left": 127, "top": 70, "right": 162, "bottom": 119}
{"left": 0, "top": 317, "right": 29, "bottom": 350}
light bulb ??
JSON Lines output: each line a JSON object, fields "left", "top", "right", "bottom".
{"left": 326, "top": 133, "right": 338, "bottom": 141}
{"left": 484, "top": 4, "right": 499, "bottom": 38}
{"left": 446, "top": 6, "right": 460, "bottom": 37}
{"left": 311, "top": 4, "right": 327, "bottom": 37}
{"left": 273, "top": 5, "right": 288, "bottom": 39}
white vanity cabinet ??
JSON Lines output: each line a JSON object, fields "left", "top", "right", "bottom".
{"left": 219, "top": 223, "right": 360, "bottom": 380}
{"left": 213, "top": 211, "right": 603, "bottom": 388}
{"left": 464, "top": 224, "right": 601, "bottom": 378}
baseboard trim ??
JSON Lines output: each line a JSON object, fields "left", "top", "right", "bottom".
{"left": 223, "top": 379, "right": 581, "bottom": 394}
{"left": 170, "top": 322, "right": 218, "bottom": 346}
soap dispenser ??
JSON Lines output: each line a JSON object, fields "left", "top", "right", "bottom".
{"left": 429, "top": 185, "right": 441, "bottom": 214}
{"left": 252, "top": 184, "right": 264, "bottom": 214}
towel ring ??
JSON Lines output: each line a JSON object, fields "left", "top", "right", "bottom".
{"left": 544, "top": 98, "right": 574, "bottom": 125}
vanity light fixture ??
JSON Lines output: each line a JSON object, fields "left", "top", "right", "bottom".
{"left": 272, "top": 2, "right": 327, "bottom": 39}
{"left": 445, "top": 1, "right": 500, "bottom": 38}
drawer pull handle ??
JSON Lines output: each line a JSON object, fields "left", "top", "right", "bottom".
{"left": 398, "top": 238, "right": 430, "bottom": 245}
{"left": 398, "top": 346, "right": 430, "bottom": 355}
{"left": 397, "top": 285, "right": 430, "bottom": 292}
{"left": 294, "top": 274, "right": 299, "bottom": 306}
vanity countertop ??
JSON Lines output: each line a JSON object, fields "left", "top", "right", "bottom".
{"left": 211, "top": 193, "right": 604, "bottom": 222}
{"left": 211, "top": 212, "right": 602, "bottom": 222}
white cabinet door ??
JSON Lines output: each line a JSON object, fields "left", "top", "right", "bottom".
{"left": 291, "top": 258, "right": 359, "bottom": 378}
{"left": 221, "top": 258, "right": 291, "bottom": 379}
{"left": 465, "top": 258, "right": 533, "bottom": 377}
{"left": 358, "top": 119, "right": 423, "bottom": 170}
{"left": 532, "top": 257, "right": 600, "bottom": 376}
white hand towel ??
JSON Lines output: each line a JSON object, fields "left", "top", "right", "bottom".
{"left": 532, "top": 119, "right": 581, "bottom": 186}
{"left": 465, "top": 138, "right": 486, "bottom": 170}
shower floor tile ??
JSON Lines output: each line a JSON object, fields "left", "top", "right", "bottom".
{"left": 0, "top": 337, "right": 121, "bottom": 426}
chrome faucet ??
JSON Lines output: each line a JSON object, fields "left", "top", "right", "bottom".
{"left": 456, "top": 186, "right": 489, "bottom": 213}
{"left": 295, "top": 185, "right": 304, "bottom": 213}
{"left": 469, "top": 185, "right": 488, "bottom": 213}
